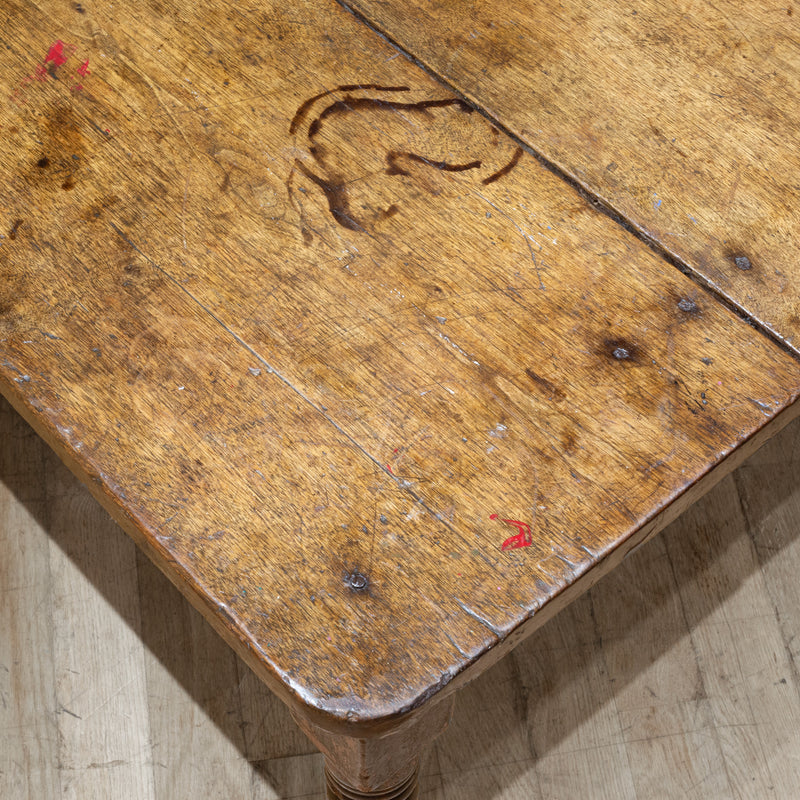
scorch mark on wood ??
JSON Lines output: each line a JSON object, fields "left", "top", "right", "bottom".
{"left": 288, "top": 85, "right": 524, "bottom": 237}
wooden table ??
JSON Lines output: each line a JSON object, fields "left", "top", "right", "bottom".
{"left": 2, "top": 1, "right": 799, "bottom": 797}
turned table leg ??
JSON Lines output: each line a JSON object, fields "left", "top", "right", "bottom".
{"left": 292, "top": 696, "right": 455, "bottom": 799}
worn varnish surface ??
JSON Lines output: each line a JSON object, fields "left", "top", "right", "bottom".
{"left": 2, "top": 0, "right": 800, "bottom": 733}
{"left": 346, "top": 0, "right": 800, "bottom": 351}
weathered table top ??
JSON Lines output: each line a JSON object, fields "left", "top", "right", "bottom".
{"left": 2, "top": 0, "right": 799, "bottom": 734}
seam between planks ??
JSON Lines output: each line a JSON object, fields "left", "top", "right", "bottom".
{"left": 334, "top": 0, "right": 800, "bottom": 366}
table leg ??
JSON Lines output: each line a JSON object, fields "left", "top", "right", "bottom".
{"left": 292, "top": 696, "right": 454, "bottom": 799}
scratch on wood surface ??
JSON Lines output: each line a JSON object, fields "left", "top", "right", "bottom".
{"left": 475, "top": 191, "right": 545, "bottom": 290}
{"left": 117, "top": 52, "right": 191, "bottom": 149}
{"left": 454, "top": 598, "right": 502, "bottom": 637}
{"left": 181, "top": 174, "right": 190, "bottom": 251}
{"left": 444, "top": 631, "right": 470, "bottom": 659}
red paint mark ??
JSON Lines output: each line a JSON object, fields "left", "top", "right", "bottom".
{"left": 11, "top": 41, "right": 88, "bottom": 104}
{"left": 45, "top": 41, "right": 68, "bottom": 67}
{"left": 490, "top": 514, "right": 533, "bottom": 551}
{"left": 386, "top": 447, "right": 402, "bottom": 474}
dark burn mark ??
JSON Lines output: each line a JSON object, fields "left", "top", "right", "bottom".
{"left": 344, "top": 569, "right": 369, "bottom": 592}
{"left": 308, "top": 96, "right": 473, "bottom": 139}
{"left": 36, "top": 156, "right": 50, "bottom": 169}
{"left": 525, "top": 367, "right": 566, "bottom": 401}
{"left": 289, "top": 84, "right": 410, "bottom": 134}
{"left": 603, "top": 338, "right": 640, "bottom": 362}
{"left": 482, "top": 146, "right": 523, "bottom": 185}
{"left": 290, "top": 87, "right": 512, "bottom": 235}
{"left": 733, "top": 254, "right": 753, "bottom": 271}
{"left": 8, "top": 219, "right": 23, "bottom": 240}
{"left": 62, "top": 177, "right": 75, "bottom": 190}
{"left": 294, "top": 159, "right": 363, "bottom": 232}
{"left": 385, "top": 150, "right": 481, "bottom": 176}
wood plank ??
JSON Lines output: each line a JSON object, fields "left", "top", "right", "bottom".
{"left": 46, "top": 465, "right": 155, "bottom": 800}
{"left": 344, "top": 0, "right": 800, "bottom": 351}
{"left": 2, "top": 0, "right": 800, "bottom": 734}
{"left": 0, "top": 398, "right": 60, "bottom": 800}
{"left": 732, "top": 423, "right": 800, "bottom": 791}
{"left": 7, "top": 396, "right": 800, "bottom": 796}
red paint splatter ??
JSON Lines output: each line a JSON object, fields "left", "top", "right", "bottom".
{"left": 490, "top": 514, "right": 533, "bottom": 551}
{"left": 45, "top": 41, "right": 68, "bottom": 67}
{"left": 385, "top": 464, "right": 394, "bottom": 474}
{"left": 11, "top": 41, "right": 91, "bottom": 104}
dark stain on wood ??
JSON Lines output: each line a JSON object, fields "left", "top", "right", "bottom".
{"left": 561, "top": 427, "right": 578, "bottom": 454}
{"left": 307, "top": 95, "right": 473, "bottom": 140}
{"left": 294, "top": 160, "right": 364, "bottom": 232}
{"left": 290, "top": 87, "right": 523, "bottom": 234}
{"left": 289, "top": 83, "right": 411, "bottom": 135}
{"left": 525, "top": 367, "right": 566, "bottom": 401}
{"left": 482, "top": 146, "right": 523, "bottom": 185}
{"left": 8, "top": 219, "right": 24, "bottom": 240}
{"left": 385, "top": 150, "right": 481, "bottom": 176}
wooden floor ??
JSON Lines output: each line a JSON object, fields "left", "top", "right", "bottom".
{"left": 3, "top": 391, "right": 800, "bottom": 800}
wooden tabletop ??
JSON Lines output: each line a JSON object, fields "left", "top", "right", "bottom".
{"left": 2, "top": 0, "right": 799, "bottom": 732}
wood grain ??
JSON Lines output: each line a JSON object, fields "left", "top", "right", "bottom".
{"left": 345, "top": 0, "right": 800, "bottom": 351}
{"left": 1, "top": 0, "right": 800, "bottom": 751}
{"left": 6, "top": 395, "right": 800, "bottom": 797}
